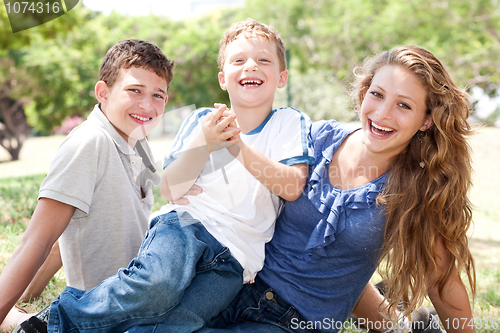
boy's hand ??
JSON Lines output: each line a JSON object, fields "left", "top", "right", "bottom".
{"left": 203, "top": 104, "right": 240, "bottom": 153}
{"left": 170, "top": 184, "right": 203, "bottom": 205}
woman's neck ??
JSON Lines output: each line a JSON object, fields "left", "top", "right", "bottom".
{"left": 329, "top": 130, "right": 392, "bottom": 190}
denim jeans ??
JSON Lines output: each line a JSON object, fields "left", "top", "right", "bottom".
{"left": 199, "top": 277, "right": 446, "bottom": 333}
{"left": 199, "top": 275, "right": 319, "bottom": 333}
{"left": 47, "top": 211, "right": 243, "bottom": 333}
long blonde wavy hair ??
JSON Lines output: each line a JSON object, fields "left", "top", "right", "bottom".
{"left": 352, "top": 45, "right": 476, "bottom": 319}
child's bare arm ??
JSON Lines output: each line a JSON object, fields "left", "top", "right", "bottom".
{"left": 0, "top": 198, "right": 75, "bottom": 323}
{"left": 160, "top": 106, "right": 240, "bottom": 202}
{"left": 209, "top": 104, "right": 308, "bottom": 201}
{"left": 231, "top": 141, "right": 308, "bottom": 201}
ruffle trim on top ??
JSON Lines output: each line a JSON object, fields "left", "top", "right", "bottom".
{"left": 305, "top": 163, "right": 386, "bottom": 257}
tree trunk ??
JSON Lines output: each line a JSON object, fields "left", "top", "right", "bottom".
{"left": 0, "top": 97, "right": 31, "bottom": 161}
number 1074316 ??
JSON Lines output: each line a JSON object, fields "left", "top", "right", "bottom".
{"left": 5, "top": 1, "right": 61, "bottom": 14}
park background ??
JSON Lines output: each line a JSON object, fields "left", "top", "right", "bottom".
{"left": 0, "top": 0, "right": 499, "bottom": 331}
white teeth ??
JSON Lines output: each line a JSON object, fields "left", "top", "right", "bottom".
{"left": 371, "top": 122, "right": 394, "bottom": 132}
{"left": 240, "top": 79, "right": 262, "bottom": 85}
{"left": 130, "top": 114, "right": 151, "bottom": 122}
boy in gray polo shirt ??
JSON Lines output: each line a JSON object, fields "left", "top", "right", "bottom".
{"left": 0, "top": 39, "right": 174, "bottom": 328}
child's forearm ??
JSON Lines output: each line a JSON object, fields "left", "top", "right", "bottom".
{"left": 233, "top": 141, "right": 308, "bottom": 201}
{"left": 0, "top": 240, "right": 46, "bottom": 322}
{"left": 0, "top": 199, "right": 74, "bottom": 323}
{"left": 161, "top": 132, "right": 210, "bottom": 202}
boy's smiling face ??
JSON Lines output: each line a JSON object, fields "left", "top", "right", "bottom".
{"left": 218, "top": 34, "right": 288, "bottom": 111}
{"left": 96, "top": 66, "right": 168, "bottom": 147}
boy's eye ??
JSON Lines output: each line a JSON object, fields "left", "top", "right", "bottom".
{"left": 259, "top": 58, "right": 270, "bottom": 62}
{"left": 154, "top": 93, "right": 164, "bottom": 99}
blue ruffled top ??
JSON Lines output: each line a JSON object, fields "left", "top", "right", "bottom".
{"left": 259, "top": 120, "right": 388, "bottom": 332}
{"left": 305, "top": 121, "right": 386, "bottom": 256}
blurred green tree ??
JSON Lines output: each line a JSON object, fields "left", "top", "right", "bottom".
{"left": 245, "top": 0, "right": 500, "bottom": 119}
{"left": 0, "top": 0, "right": 85, "bottom": 160}
{"left": 3, "top": 0, "right": 500, "bottom": 162}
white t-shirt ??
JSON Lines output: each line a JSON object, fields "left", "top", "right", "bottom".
{"left": 39, "top": 105, "right": 160, "bottom": 289}
{"left": 152, "top": 107, "right": 314, "bottom": 282}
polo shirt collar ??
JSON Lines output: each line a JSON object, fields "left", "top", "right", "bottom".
{"left": 88, "top": 105, "right": 137, "bottom": 156}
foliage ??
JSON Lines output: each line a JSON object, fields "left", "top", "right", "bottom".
{"left": 160, "top": 15, "right": 229, "bottom": 109}
{"left": 0, "top": 174, "right": 44, "bottom": 227}
{"left": 0, "top": 1, "right": 92, "bottom": 160}
{"left": 1, "top": 0, "right": 500, "bottom": 160}
{"left": 244, "top": 0, "right": 500, "bottom": 93}
{"left": 273, "top": 68, "right": 354, "bottom": 122}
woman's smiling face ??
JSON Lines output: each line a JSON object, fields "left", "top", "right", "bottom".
{"left": 360, "top": 65, "right": 432, "bottom": 159}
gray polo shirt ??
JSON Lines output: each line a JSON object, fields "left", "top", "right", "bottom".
{"left": 39, "top": 105, "right": 160, "bottom": 289}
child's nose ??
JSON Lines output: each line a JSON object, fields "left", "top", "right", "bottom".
{"left": 139, "top": 95, "right": 155, "bottom": 112}
{"left": 243, "top": 58, "right": 258, "bottom": 71}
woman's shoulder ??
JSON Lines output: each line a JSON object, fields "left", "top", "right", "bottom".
{"left": 311, "top": 120, "right": 359, "bottom": 149}
{"left": 312, "top": 119, "right": 357, "bottom": 137}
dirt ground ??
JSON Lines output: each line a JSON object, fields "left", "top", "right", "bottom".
{"left": 0, "top": 134, "right": 175, "bottom": 178}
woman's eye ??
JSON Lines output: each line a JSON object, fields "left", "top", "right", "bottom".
{"left": 399, "top": 103, "right": 411, "bottom": 110}
{"left": 154, "top": 94, "right": 164, "bottom": 99}
{"left": 370, "top": 91, "right": 382, "bottom": 98}
{"left": 129, "top": 89, "right": 140, "bottom": 93}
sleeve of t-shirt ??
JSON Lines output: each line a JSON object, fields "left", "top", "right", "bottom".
{"left": 38, "top": 125, "right": 108, "bottom": 215}
{"left": 163, "top": 108, "right": 213, "bottom": 169}
{"left": 271, "top": 108, "right": 314, "bottom": 166}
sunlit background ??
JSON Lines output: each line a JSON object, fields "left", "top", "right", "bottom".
{"left": 1, "top": 1, "right": 499, "bottom": 330}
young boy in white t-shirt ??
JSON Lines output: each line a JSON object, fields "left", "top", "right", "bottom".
{"left": 0, "top": 39, "right": 173, "bottom": 331}
{"left": 15, "top": 19, "right": 314, "bottom": 333}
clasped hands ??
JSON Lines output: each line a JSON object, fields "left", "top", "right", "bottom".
{"left": 202, "top": 103, "right": 241, "bottom": 153}
{"left": 172, "top": 103, "right": 239, "bottom": 205}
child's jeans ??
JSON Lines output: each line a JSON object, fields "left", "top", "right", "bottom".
{"left": 47, "top": 211, "right": 243, "bottom": 333}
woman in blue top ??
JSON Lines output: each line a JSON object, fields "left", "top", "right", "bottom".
{"left": 203, "top": 46, "right": 476, "bottom": 333}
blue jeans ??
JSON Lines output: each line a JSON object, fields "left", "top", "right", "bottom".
{"left": 200, "top": 276, "right": 318, "bottom": 333}
{"left": 47, "top": 211, "right": 243, "bottom": 333}
{"left": 200, "top": 277, "right": 445, "bottom": 333}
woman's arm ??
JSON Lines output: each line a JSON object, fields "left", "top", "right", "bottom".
{"left": 428, "top": 238, "right": 476, "bottom": 333}
{"left": 352, "top": 282, "right": 393, "bottom": 332}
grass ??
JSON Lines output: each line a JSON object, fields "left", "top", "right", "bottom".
{"left": 0, "top": 174, "right": 170, "bottom": 332}
{"left": 0, "top": 129, "right": 499, "bottom": 332}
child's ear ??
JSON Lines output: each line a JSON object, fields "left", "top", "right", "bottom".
{"left": 277, "top": 69, "right": 289, "bottom": 89}
{"left": 95, "top": 81, "right": 109, "bottom": 105}
{"left": 218, "top": 72, "right": 227, "bottom": 91}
